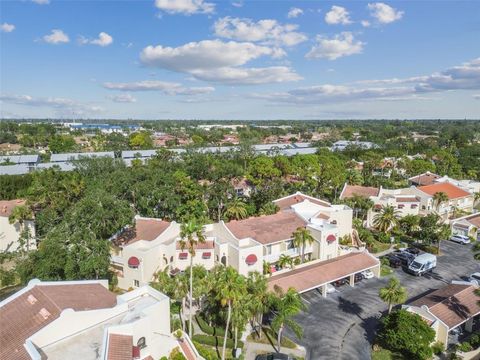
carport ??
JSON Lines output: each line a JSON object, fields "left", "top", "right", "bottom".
{"left": 267, "top": 251, "right": 380, "bottom": 297}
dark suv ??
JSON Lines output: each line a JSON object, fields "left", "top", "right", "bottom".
{"left": 255, "top": 353, "right": 295, "bottom": 360}
{"left": 394, "top": 251, "right": 415, "bottom": 266}
{"left": 386, "top": 254, "right": 402, "bottom": 268}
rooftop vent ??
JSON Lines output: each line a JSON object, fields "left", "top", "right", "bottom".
{"left": 39, "top": 308, "right": 51, "bottom": 320}
{"left": 27, "top": 294, "right": 37, "bottom": 305}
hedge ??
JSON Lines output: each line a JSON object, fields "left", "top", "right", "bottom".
{"left": 192, "top": 334, "right": 243, "bottom": 349}
{"left": 195, "top": 316, "right": 232, "bottom": 338}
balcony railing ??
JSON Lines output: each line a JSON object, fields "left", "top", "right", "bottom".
{"left": 264, "top": 247, "right": 307, "bottom": 263}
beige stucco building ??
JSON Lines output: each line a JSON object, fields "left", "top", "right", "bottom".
{"left": 0, "top": 200, "right": 36, "bottom": 253}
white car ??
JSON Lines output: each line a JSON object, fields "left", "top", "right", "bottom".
{"left": 450, "top": 234, "right": 471, "bottom": 245}
{"left": 326, "top": 283, "right": 336, "bottom": 294}
{"left": 361, "top": 269, "right": 374, "bottom": 279}
{"left": 468, "top": 272, "right": 480, "bottom": 285}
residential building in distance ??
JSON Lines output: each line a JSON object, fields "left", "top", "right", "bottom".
{"left": 409, "top": 171, "right": 480, "bottom": 194}
{"left": 0, "top": 199, "right": 36, "bottom": 252}
{"left": 450, "top": 213, "right": 480, "bottom": 240}
{"left": 0, "top": 279, "right": 200, "bottom": 360}
{"left": 404, "top": 283, "right": 480, "bottom": 349}
{"left": 331, "top": 140, "right": 377, "bottom": 152}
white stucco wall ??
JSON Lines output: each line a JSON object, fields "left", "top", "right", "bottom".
{"left": 0, "top": 217, "right": 36, "bottom": 252}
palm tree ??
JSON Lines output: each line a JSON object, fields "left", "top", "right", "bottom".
{"left": 270, "top": 285, "right": 306, "bottom": 353}
{"left": 379, "top": 277, "right": 407, "bottom": 314}
{"left": 292, "top": 227, "right": 315, "bottom": 263}
{"left": 263, "top": 260, "right": 272, "bottom": 276}
{"left": 215, "top": 266, "right": 246, "bottom": 360}
{"left": 179, "top": 218, "right": 206, "bottom": 338}
{"left": 224, "top": 197, "right": 248, "bottom": 220}
{"left": 278, "top": 254, "right": 293, "bottom": 269}
{"left": 433, "top": 191, "right": 449, "bottom": 213}
{"left": 474, "top": 192, "right": 480, "bottom": 209}
{"left": 473, "top": 241, "right": 480, "bottom": 261}
{"left": 246, "top": 272, "right": 268, "bottom": 334}
{"left": 8, "top": 204, "right": 34, "bottom": 251}
{"left": 373, "top": 205, "right": 401, "bottom": 233}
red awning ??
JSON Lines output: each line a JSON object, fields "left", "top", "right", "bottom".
{"left": 374, "top": 204, "right": 382, "bottom": 209}
{"left": 132, "top": 346, "right": 140, "bottom": 359}
{"left": 245, "top": 254, "right": 258, "bottom": 265}
{"left": 326, "top": 234, "right": 336, "bottom": 242}
{"left": 179, "top": 252, "right": 188, "bottom": 260}
{"left": 128, "top": 256, "right": 140, "bottom": 267}
{"left": 202, "top": 252, "right": 211, "bottom": 259}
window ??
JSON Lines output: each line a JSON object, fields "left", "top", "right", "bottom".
{"left": 398, "top": 204, "right": 405, "bottom": 209}
{"left": 286, "top": 240, "right": 295, "bottom": 250}
{"left": 266, "top": 245, "right": 272, "bottom": 255}
{"left": 134, "top": 280, "right": 140, "bottom": 287}
{"left": 137, "top": 337, "right": 146, "bottom": 349}
{"left": 411, "top": 204, "right": 417, "bottom": 209}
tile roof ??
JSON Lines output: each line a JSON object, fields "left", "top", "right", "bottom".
{"left": 340, "top": 184, "right": 380, "bottom": 199}
{"left": 410, "top": 284, "right": 480, "bottom": 328}
{"left": 274, "top": 193, "right": 330, "bottom": 210}
{"left": 0, "top": 199, "right": 27, "bottom": 218}
{"left": 107, "top": 334, "right": 133, "bottom": 360}
{"left": 114, "top": 218, "right": 171, "bottom": 246}
{"left": 0, "top": 283, "right": 117, "bottom": 360}
{"left": 395, "top": 196, "right": 420, "bottom": 203}
{"left": 409, "top": 172, "right": 441, "bottom": 186}
{"left": 268, "top": 252, "right": 379, "bottom": 293}
{"left": 176, "top": 240, "right": 215, "bottom": 250}
{"left": 417, "top": 182, "right": 471, "bottom": 200}
{"left": 464, "top": 213, "right": 480, "bottom": 228}
{"left": 225, "top": 211, "right": 307, "bottom": 245}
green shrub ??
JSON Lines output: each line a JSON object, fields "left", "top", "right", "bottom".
{"left": 457, "top": 341, "right": 473, "bottom": 352}
{"left": 431, "top": 341, "right": 444, "bottom": 355}
{"left": 193, "top": 341, "right": 220, "bottom": 360}
{"left": 169, "top": 347, "right": 187, "bottom": 360}
{"left": 196, "top": 316, "right": 231, "bottom": 338}
{"left": 192, "top": 334, "right": 243, "bottom": 349}
{"left": 469, "top": 333, "right": 480, "bottom": 347}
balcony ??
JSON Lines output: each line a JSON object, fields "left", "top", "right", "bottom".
{"left": 264, "top": 248, "right": 302, "bottom": 263}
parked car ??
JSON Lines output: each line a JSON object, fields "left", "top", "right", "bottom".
{"left": 255, "top": 353, "right": 295, "bottom": 360}
{"left": 325, "top": 283, "right": 336, "bottom": 294}
{"left": 394, "top": 251, "right": 416, "bottom": 266}
{"left": 468, "top": 272, "right": 480, "bottom": 284}
{"left": 386, "top": 254, "right": 402, "bottom": 268}
{"left": 354, "top": 273, "right": 364, "bottom": 282}
{"left": 361, "top": 269, "right": 374, "bottom": 279}
{"left": 407, "top": 253, "right": 437, "bottom": 276}
{"left": 405, "top": 247, "right": 420, "bottom": 256}
{"left": 450, "top": 234, "right": 471, "bottom": 245}
{"left": 333, "top": 278, "right": 348, "bottom": 287}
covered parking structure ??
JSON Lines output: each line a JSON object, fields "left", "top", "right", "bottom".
{"left": 267, "top": 251, "right": 380, "bottom": 297}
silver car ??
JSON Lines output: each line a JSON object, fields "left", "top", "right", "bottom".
{"left": 450, "top": 234, "right": 471, "bottom": 245}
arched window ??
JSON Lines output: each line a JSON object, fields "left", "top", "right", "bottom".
{"left": 137, "top": 337, "right": 146, "bottom": 349}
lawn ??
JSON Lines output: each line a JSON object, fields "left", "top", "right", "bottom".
{"left": 371, "top": 347, "right": 405, "bottom": 360}
{"left": 246, "top": 326, "right": 297, "bottom": 349}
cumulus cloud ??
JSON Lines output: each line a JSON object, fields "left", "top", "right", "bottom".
{"left": 367, "top": 2, "right": 404, "bottom": 24}
{"left": 361, "top": 20, "right": 371, "bottom": 27}
{"left": 306, "top": 32, "right": 364, "bottom": 60}
{"left": 232, "top": 1, "right": 243, "bottom": 7}
{"left": 79, "top": 32, "right": 113, "bottom": 47}
{"left": 42, "top": 29, "right": 69, "bottom": 44}
{"left": 287, "top": 7, "right": 303, "bottom": 18}
{"left": 103, "top": 80, "right": 215, "bottom": 95}
{"left": 213, "top": 17, "right": 307, "bottom": 47}
{"left": 154, "top": 0, "right": 214, "bottom": 15}
{"left": 325, "top": 6, "right": 352, "bottom": 25}
{"left": 139, "top": 39, "right": 299, "bottom": 85}
{"left": 107, "top": 94, "right": 137, "bottom": 103}
{"left": 0, "top": 94, "right": 103, "bottom": 116}
{"left": 1, "top": 23, "right": 15, "bottom": 33}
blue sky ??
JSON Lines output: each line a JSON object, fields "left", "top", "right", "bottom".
{"left": 1, "top": 0, "right": 479, "bottom": 120}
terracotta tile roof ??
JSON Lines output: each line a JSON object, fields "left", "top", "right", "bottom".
{"left": 0, "top": 283, "right": 117, "bottom": 360}
{"left": 107, "top": 334, "right": 133, "bottom": 360}
{"left": 114, "top": 218, "right": 171, "bottom": 246}
{"left": 410, "top": 284, "right": 480, "bottom": 328}
{"left": 176, "top": 240, "right": 215, "bottom": 250}
{"left": 274, "top": 193, "right": 330, "bottom": 210}
{"left": 409, "top": 172, "right": 441, "bottom": 186}
{"left": 340, "top": 185, "right": 379, "bottom": 199}
{"left": 267, "top": 252, "right": 379, "bottom": 293}
{"left": 225, "top": 211, "right": 306, "bottom": 245}
{"left": 418, "top": 182, "right": 471, "bottom": 200}
{"left": 0, "top": 199, "right": 26, "bottom": 218}
{"left": 464, "top": 213, "right": 480, "bottom": 228}
{"left": 395, "top": 196, "right": 420, "bottom": 203}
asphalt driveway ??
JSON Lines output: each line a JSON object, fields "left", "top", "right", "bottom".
{"left": 288, "top": 241, "right": 480, "bottom": 360}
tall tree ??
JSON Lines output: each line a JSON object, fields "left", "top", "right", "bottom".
{"left": 224, "top": 197, "right": 248, "bottom": 221}
{"left": 179, "top": 218, "right": 206, "bottom": 338}
{"left": 373, "top": 205, "right": 400, "bottom": 233}
{"left": 292, "top": 227, "right": 315, "bottom": 263}
{"left": 432, "top": 191, "right": 449, "bottom": 213}
{"left": 379, "top": 277, "right": 407, "bottom": 314}
{"left": 8, "top": 204, "right": 34, "bottom": 251}
{"left": 270, "top": 285, "right": 306, "bottom": 353}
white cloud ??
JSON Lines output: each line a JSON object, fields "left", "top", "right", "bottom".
{"left": 154, "top": 0, "right": 214, "bottom": 15}
{"left": 107, "top": 94, "right": 137, "bottom": 103}
{"left": 287, "top": 7, "right": 303, "bottom": 18}
{"left": 139, "top": 39, "right": 300, "bottom": 85}
{"left": 474, "top": 94, "right": 480, "bottom": 100}
{"left": 1, "top": 23, "right": 15, "bottom": 33}
{"left": 0, "top": 94, "right": 103, "bottom": 116}
{"left": 213, "top": 17, "right": 307, "bottom": 47}
{"left": 306, "top": 32, "right": 364, "bottom": 60}
{"left": 325, "top": 6, "right": 352, "bottom": 25}
{"left": 42, "top": 29, "right": 69, "bottom": 44}
{"left": 361, "top": 20, "right": 371, "bottom": 27}
{"left": 103, "top": 80, "right": 215, "bottom": 95}
{"left": 367, "top": 3, "right": 404, "bottom": 24}
{"left": 32, "top": 0, "right": 50, "bottom": 4}
{"left": 232, "top": 1, "right": 243, "bottom": 7}
{"left": 79, "top": 32, "right": 113, "bottom": 47}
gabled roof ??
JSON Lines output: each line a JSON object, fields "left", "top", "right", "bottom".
{"left": 409, "top": 172, "right": 441, "bottom": 186}
{"left": 339, "top": 184, "right": 380, "bottom": 199}
{"left": 114, "top": 218, "right": 171, "bottom": 246}
{"left": 410, "top": 284, "right": 480, "bottom": 329}
{"left": 464, "top": 213, "right": 480, "bottom": 228}
{"left": 0, "top": 281, "right": 117, "bottom": 360}
{"left": 0, "top": 199, "right": 26, "bottom": 218}
{"left": 417, "top": 182, "right": 471, "bottom": 200}
{"left": 274, "top": 192, "right": 330, "bottom": 210}
{"left": 225, "top": 211, "right": 306, "bottom": 245}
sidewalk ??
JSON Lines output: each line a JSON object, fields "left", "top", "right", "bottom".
{"left": 244, "top": 341, "right": 307, "bottom": 359}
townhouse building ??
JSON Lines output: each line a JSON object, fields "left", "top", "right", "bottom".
{"left": 0, "top": 199, "right": 36, "bottom": 252}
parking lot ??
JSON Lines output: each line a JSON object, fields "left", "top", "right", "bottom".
{"left": 288, "top": 241, "right": 480, "bottom": 360}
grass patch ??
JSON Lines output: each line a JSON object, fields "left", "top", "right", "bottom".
{"left": 246, "top": 326, "right": 297, "bottom": 349}
{"left": 192, "top": 334, "right": 243, "bottom": 349}
{"left": 381, "top": 265, "right": 393, "bottom": 277}
{"left": 371, "top": 347, "right": 405, "bottom": 360}
{"left": 368, "top": 240, "right": 391, "bottom": 254}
